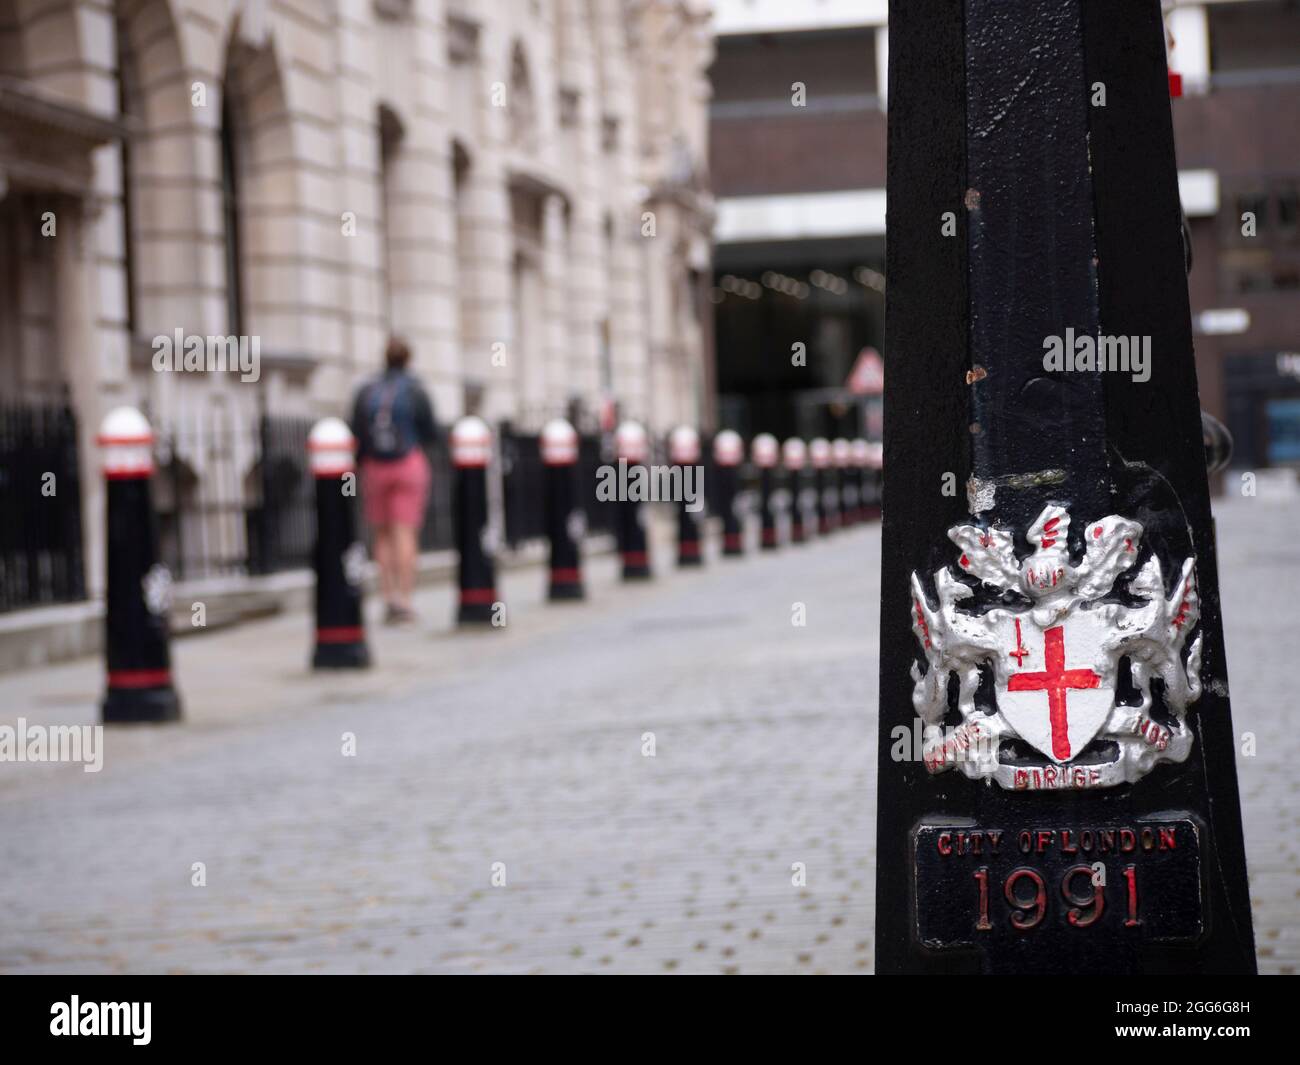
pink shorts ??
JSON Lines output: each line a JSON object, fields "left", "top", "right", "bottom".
{"left": 362, "top": 450, "right": 430, "bottom": 529}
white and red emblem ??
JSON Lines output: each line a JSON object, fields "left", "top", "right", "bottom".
{"left": 909, "top": 505, "right": 1202, "bottom": 790}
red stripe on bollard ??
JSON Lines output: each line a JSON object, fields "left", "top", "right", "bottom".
{"left": 459, "top": 588, "right": 497, "bottom": 605}
{"left": 724, "top": 533, "right": 743, "bottom": 551}
{"left": 622, "top": 551, "right": 648, "bottom": 566}
{"left": 107, "top": 668, "right": 172, "bottom": 688}
{"left": 550, "top": 567, "right": 581, "bottom": 584}
{"left": 316, "top": 625, "right": 365, "bottom": 643}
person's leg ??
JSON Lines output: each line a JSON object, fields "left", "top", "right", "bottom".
{"left": 388, "top": 449, "right": 430, "bottom": 617}
{"left": 371, "top": 523, "right": 394, "bottom": 608}
{"left": 392, "top": 523, "right": 418, "bottom": 611}
{"left": 361, "top": 459, "right": 396, "bottom": 613}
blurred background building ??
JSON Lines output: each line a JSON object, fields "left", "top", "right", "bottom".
{"left": 1165, "top": 0, "right": 1300, "bottom": 473}
{"left": 705, "top": 0, "right": 1299, "bottom": 469}
{"left": 3, "top": 0, "right": 1297, "bottom": 627}
{"left": 707, "top": 0, "right": 886, "bottom": 444}
{"left": 0, "top": 0, "right": 714, "bottom": 605}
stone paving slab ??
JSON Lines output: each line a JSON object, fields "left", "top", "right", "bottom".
{"left": 0, "top": 495, "right": 1293, "bottom": 974}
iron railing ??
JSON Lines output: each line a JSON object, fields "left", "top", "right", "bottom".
{"left": 499, "top": 425, "right": 617, "bottom": 549}
{"left": 0, "top": 401, "right": 85, "bottom": 613}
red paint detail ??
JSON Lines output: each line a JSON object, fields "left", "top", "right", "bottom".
{"left": 107, "top": 668, "right": 172, "bottom": 688}
{"left": 724, "top": 533, "right": 742, "bottom": 550}
{"left": 679, "top": 541, "right": 700, "bottom": 557}
{"left": 316, "top": 626, "right": 364, "bottom": 643}
{"left": 1093, "top": 525, "right": 1102, "bottom": 539}
{"left": 1041, "top": 517, "right": 1060, "bottom": 548}
{"left": 1007, "top": 626, "right": 1101, "bottom": 761}
{"left": 913, "top": 597, "right": 932, "bottom": 649}
{"left": 1168, "top": 71, "right": 1182, "bottom": 98}
{"left": 959, "top": 553, "right": 969, "bottom": 568}
{"left": 550, "top": 567, "right": 582, "bottom": 584}
{"left": 762, "top": 528, "right": 778, "bottom": 545}
{"left": 1124, "top": 537, "right": 1134, "bottom": 552}
{"left": 459, "top": 588, "right": 497, "bottom": 605}
{"left": 1009, "top": 618, "right": 1029, "bottom": 667}
{"left": 96, "top": 433, "right": 154, "bottom": 446}
{"left": 622, "top": 551, "right": 648, "bottom": 566}
{"left": 453, "top": 459, "right": 489, "bottom": 469}
{"left": 105, "top": 468, "right": 153, "bottom": 480}
{"left": 979, "top": 533, "right": 992, "bottom": 547}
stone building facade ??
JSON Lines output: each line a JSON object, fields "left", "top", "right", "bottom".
{"left": 0, "top": 0, "right": 714, "bottom": 597}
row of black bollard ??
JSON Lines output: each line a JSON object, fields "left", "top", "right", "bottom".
{"left": 97, "top": 405, "right": 884, "bottom": 719}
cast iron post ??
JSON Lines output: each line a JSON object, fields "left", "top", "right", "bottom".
{"left": 877, "top": 0, "right": 1256, "bottom": 975}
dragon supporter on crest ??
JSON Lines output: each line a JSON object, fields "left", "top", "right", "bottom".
{"left": 909, "top": 504, "right": 1202, "bottom": 791}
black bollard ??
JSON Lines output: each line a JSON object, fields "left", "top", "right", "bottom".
{"left": 451, "top": 416, "right": 499, "bottom": 626}
{"left": 809, "top": 437, "right": 837, "bottom": 535}
{"left": 670, "top": 425, "right": 704, "bottom": 566}
{"left": 752, "top": 433, "right": 780, "bottom": 550}
{"left": 782, "top": 437, "right": 809, "bottom": 544}
{"left": 541, "top": 418, "right": 585, "bottom": 601}
{"left": 99, "top": 407, "right": 182, "bottom": 724}
{"left": 614, "top": 420, "right": 652, "bottom": 580}
{"left": 712, "top": 429, "right": 745, "bottom": 557}
{"left": 309, "top": 418, "right": 370, "bottom": 669}
{"left": 833, "top": 438, "right": 858, "bottom": 528}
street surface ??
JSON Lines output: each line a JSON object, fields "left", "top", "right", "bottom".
{"left": 0, "top": 495, "right": 1294, "bottom": 973}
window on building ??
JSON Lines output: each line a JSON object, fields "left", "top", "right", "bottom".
{"left": 508, "top": 43, "right": 537, "bottom": 151}
{"left": 1221, "top": 181, "right": 1300, "bottom": 292}
{"left": 220, "top": 89, "right": 245, "bottom": 336}
{"left": 378, "top": 105, "right": 405, "bottom": 331}
{"left": 710, "top": 28, "right": 880, "bottom": 117}
{"left": 1209, "top": 0, "right": 1300, "bottom": 85}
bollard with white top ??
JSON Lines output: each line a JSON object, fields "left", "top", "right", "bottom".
{"left": 782, "top": 437, "right": 810, "bottom": 544}
{"left": 809, "top": 437, "right": 837, "bottom": 535}
{"left": 712, "top": 429, "right": 745, "bottom": 557}
{"left": 614, "top": 420, "right": 652, "bottom": 580}
{"left": 541, "top": 418, "right": 585, "bottom": 601}
{"left": 308, "top": 417, "right": 370, "bottom": 669}
{"left": 669, "top": 425, "right": 704, "bottom": 567}
{"left": 99, "top": 407, "right": 182, "bottom": 723}
{"left": 752, "top": 432, "right": 780, "bottom": 550}
{"left": 451, "top": 416, "right": 499, "bottom": 625}
{"left": 833, "top": 438, "right": 858, "bottom": 527}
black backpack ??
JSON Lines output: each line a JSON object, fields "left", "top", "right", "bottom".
{"left": 364, "top": 375, "right": 416, "bottom": 460}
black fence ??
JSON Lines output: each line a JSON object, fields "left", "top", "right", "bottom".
{"left": 249, "top": 415, "right": 316, "bottom": 575}
{"left": 499, "top": 425, "right": 617, "bottom": 549}
{"left": 0, "top": 402, "right": 86, "bottom": 613}
{"left": 155, "top": 415, "right": 458, "bottom": 580}
{"left": 1, "top": 405, "right": 615, "bottom": 606}
{"left": 157, "top": 414, "right": 265, "bottom": 581}
{"left": 418, "top": 436, "right": 454, "bottom": 553}
{"left": 500, "top": 426, "right": 545, "bottom": 548}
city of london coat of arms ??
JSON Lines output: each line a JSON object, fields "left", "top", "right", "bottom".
{"left": 909, "top": 504, "right": 1203, "bottom": 790}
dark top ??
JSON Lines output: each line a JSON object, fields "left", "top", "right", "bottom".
{"left": 350, "top": 369, "right": 438, "bottom": 462}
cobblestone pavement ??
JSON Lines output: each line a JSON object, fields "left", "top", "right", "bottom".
{"left": 0, "top": 495, "right": 1294, "bottom": 974}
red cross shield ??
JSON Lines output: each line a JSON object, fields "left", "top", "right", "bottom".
{"left": 998, "top": 612, "right": 1113, "bottom": 764}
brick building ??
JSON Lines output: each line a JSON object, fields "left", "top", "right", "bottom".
{"left": 0, "top": 0, "right": 714, "bottom": 609}
{"left": 1166, "top": 0, "right": 1300, "bottom": 472}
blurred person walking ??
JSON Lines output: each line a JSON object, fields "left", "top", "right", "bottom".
{"left": 350, "top": 337, "right": 439, "bottom": 625}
